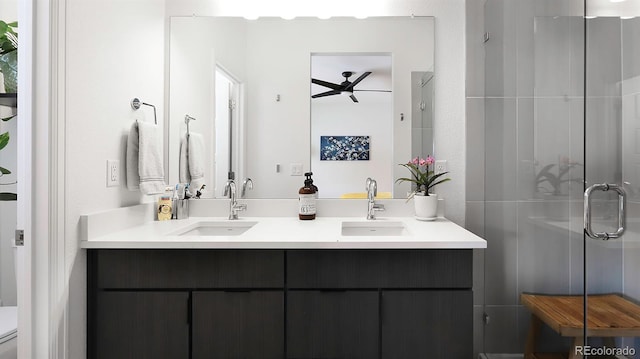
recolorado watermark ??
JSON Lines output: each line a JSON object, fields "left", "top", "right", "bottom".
{"left": 575, "top": 345, "right": 636, "bottom": 356}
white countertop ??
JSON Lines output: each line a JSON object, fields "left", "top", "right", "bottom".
{"left": 80, "top": 215, "right": 487, "bottom": 249}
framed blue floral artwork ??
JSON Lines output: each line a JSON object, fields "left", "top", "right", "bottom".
{"left": 320, "top": 136, "right": 370, "bottom": 161}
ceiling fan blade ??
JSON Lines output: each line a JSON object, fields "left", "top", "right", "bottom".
{"left": 344, "top": 71, "right": 371, "bottom": 91}
{"left": 349, "top": 94, "right": 359, "bottom": 103}
{"left": 353, "top": 89, "right": 392, "bottom": 93}
{"left": 312, "top": 89, "right": 342, "bottom": 98}
{"left": 312, "top": 78, "right": 343, "bottom": 90}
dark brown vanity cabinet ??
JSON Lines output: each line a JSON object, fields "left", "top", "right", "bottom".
{"left": 88, "top": 249, "right": 285, "bottom": 359}
{"left": 286, "top": 250, "right": 473, "bottom": 359}
{"left": 88, "top": 248, "right": 472, "bottom": 359}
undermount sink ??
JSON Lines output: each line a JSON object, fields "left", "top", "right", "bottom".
{"left": 173, "top": 221, "right": 257, "bottom": 236}
{"left": 341, "top": 221, "right": 409, "bottom": 237}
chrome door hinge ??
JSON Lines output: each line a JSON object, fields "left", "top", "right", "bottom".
{"left": 483, "top": 312, "right": 491, "bottom": 325}
{"left": 15, "top": 229, "right": 24, "bottom": 246}
{"left": 228, "top": 99, "right": 236, "bottom": 110}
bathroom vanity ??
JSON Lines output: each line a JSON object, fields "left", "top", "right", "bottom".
{"left": 82, "top": 202, "right": 485, "bottom": 359}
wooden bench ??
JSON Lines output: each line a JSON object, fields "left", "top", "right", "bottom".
{"left": 521, "top": 293, "right": 640, "bottom": 359}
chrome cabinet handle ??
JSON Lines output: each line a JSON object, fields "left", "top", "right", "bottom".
{"left": 584, "top": 183, "right": 626, "bottom": 240}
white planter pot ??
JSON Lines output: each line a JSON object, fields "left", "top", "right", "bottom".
{"left": 414, "top": 193, "right": 438, "bottom": 220}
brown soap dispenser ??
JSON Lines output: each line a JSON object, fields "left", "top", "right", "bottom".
{"left": 298, "top": 173, "right": 317, "bottom": 220}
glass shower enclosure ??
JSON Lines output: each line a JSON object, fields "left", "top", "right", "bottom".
{"left": 476, "top": 0, "right": 640, "bottom": 357}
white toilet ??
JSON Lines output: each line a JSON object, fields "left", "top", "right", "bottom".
{"left": 0, "top": 307, "right": 17, "bottom": 358}
{"left": 0, "top": 243, "right": 18, "bottom": 359}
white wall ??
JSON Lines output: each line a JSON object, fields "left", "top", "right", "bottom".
{"left": 0, "top": 0, "right": 18, "bottom": 307}
{"left": 65, "top": 0, "right": 165, "bottom": 357}
{"left": 312, "top": 98, "right": 392, "bottom": 197}
{"left": 61, "top": 1, "right": 466, "bottom": 357}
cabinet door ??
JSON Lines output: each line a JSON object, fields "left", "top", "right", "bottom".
{"left": 192, "top": 291, "right": 284, "bottom": 359}
{"left": 93, "top": 291, "right": 189, "bottom": 359}
{"left": 287, "top": 291, "right": 379, "bottom": 359}
{"left": 381, "top": 290, "right": 473, "bottom": 359}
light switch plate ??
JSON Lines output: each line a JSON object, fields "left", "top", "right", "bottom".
{"left": 290, "top": 163, "right": 303, "bottom": 176}
{"left": 107, "top": 160, "right": 120, "bottom": 187}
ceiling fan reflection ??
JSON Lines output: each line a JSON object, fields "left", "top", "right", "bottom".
{"left": 311, "top": 71, "right": 391, "bottom": 103}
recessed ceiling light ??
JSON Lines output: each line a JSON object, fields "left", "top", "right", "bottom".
{"left": 621, "top": 16, "right": 635, "bottom": 19}
{"left": 610, "top": 0, "right": 627, "bottom": 3}
{"left": 243, "top": 15, "right": 259, "bottom": 20}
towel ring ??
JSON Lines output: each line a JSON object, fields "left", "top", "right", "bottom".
{"left": 131, "top": 98, "right": 157, "bottom": 125}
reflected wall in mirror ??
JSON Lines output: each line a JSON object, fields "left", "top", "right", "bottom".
{"left": 311, "top": 54, "right": 393, "bottom": 198}
{"left": 168, "top": 16, "right": 434, "bottom": 198}
{"left": 412, "top": 71, "right": 434, "bottom": 160}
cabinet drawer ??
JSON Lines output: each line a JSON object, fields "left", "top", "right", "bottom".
{"left": 92, "top": 249, "right": 284, "bottom": 289}
{"left": 287, "top": 249, "right": 472, "bottom": 289}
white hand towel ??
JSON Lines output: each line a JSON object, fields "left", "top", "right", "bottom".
{"left": 179, "top": 132, "right": 205, "bottom": 190}
{"left": 126, "top": 121, "right": 165, "bottom": 194}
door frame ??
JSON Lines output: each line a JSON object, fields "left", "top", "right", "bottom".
{"left": 18, "top": 0, "right": 67, "bottom": 357}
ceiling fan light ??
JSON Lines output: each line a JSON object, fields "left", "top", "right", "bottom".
{"left": 340, "top": 90, "right": 353, "bottom": 97}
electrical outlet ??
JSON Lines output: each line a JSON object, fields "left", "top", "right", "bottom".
{"left": 434, "top": 160, "right": 447, "bottom": 175}
{"left": 290, "top": 163, "right": 303, "bottom": 176}
{"left": 107, "top": 160, "right": 120, "bottom": 187}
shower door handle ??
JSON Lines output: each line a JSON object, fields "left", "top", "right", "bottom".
{"left": 584, "top": 183, "right": 626, "bottom": 240}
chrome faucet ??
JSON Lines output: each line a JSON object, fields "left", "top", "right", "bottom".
{"left": 223, "top": 179, "right": 247, "bottom": 220}
{"left": 366, "top": 177, "right": 385, "bottom": 220}
{"left": 241, "top": 178, "right": 254, "bottom": 198}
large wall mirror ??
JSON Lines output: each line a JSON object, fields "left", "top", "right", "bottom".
{"left": 168, "top": 16, "right": 434, "bottom": 199}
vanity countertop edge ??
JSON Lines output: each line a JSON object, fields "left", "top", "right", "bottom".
{"left": 80, "top": 215, "right": 487, "bottom": 250}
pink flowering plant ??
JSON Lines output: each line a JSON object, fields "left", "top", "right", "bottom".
{"left": 396, "top": 155, "right": 450, "bottom": 198}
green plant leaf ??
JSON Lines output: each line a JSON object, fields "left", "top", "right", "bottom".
{"left": 0, "top": 21, "right": 17, "bottom": 55}
{"left": 1, "top": 114, "right": 16, "bottom": 122}
{"left": 0, "top": 166, "right": 10, "bottom": 175}
{"left": 0, "top": 192, "right": 17, "bottom": 201}
{"left": 0, "top": 132, "right": 9, "bottom": 151}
